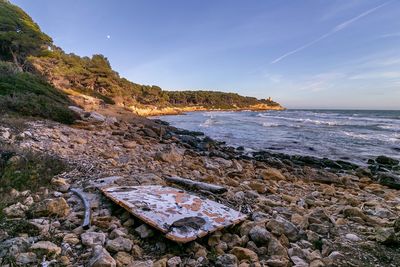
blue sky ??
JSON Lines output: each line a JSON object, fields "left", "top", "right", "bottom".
{"left": 13, "top": 0, "right": 400, "bottom": 109}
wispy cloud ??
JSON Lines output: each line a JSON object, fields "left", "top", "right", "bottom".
{"left": 271, "top": 2, "right": 390, "bottom": 64}
{"left": 379, "top": 32, "right": 400, "bottom": 38}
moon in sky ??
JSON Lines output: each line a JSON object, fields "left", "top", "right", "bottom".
{"left": 107, "top": 35, "right": 111, "bottom": 39}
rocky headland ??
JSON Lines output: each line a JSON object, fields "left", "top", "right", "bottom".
{"left": 1, "top": 105, "right": 399, "bottom": 267}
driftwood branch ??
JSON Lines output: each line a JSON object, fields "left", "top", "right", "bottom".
{"left": 70, "top": 188, "right": 91, "bottom": 229}
{"left": 165, "top": 176, "right": 227, "bottom": 194}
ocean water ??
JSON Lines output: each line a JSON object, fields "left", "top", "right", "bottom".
{"left": 159, "top": 110, "right": 400, "bottom": 165}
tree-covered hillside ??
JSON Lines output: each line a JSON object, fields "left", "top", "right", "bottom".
{"left": 0, "top": 0, "right": 282, "bottom": 117}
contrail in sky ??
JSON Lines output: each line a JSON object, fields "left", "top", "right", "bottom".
{"left": 271, "top": 2, "right": 390, "bottom": 64}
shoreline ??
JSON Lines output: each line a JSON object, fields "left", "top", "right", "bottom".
{"left": 1, "top": 110, "right": 400, "bottom": 266}
{"left": 128, "top": 104, "right": 286, "bottom": 117}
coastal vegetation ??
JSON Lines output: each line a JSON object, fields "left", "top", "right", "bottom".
{"left": 0, "top": 0, "right": 282, "bottom": 123}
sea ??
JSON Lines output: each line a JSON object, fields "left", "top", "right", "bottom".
{"left": 158, "top": 109, "right": 400, "bottom": 166}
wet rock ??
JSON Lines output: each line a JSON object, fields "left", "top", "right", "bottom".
{"left": 135, "top": 224, "right": 154, "bottom": 238}
{"left": 89, "top": 245, "right": 116, "bottom": 267}
{"left": 30, "top": 241, "right": 61, "bottom": 256}
{"left": 106, "top": 236, "right": 133, "bottom": 252}
{"left": 230, "top": 247, "right": 259, "bottom": 262}
{"left": 377, "top": 172, "right": 400, "bottom": 189}
{"left": 81, "top": 232, "right": 106, "bottom": 247}
{"left": 249, "top": 225, "right": 272, "bottom": 244}
{"left": 15, "top": 252, "right": 38, "bottom": 265}
{"left": 376, "top": 155, "right": 399, "bottom": 166}
{"left": 3, "top": 202, "right": 29, "bottom": 218}
{"left": 167, "top": 256, "right": 182, "bottom": 267}
{"left": 215, "top": 254, "right": 238, "bottom": 267}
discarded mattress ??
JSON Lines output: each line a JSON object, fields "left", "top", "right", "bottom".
{"left": 101, "top": 185, "right": 247, "bottom": 243}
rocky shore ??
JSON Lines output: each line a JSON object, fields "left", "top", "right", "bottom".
{"left": 0, "top": 107, "right": 399, "bottom": 267}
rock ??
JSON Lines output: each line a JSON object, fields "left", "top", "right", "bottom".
{"left": 262, "top": 168, "right": 286, "bottom": 180}
{"left": 328, "top": 251, "right": 343, "bottom": 260}
{"left": 155, "top": 145, "right": 183, "bottom": 163}
{"left": 135, "top": 224, "right": 154, "bottom": 238}
{"left": 167, "top": 256, "right": 182, "bottom": 267}
{"left": 131, "top": 260, "right": 154, "bottom": 267}
{"left": 290, "top": 256, "right": 308, "bottom": 267}
{"left": 132, "top": 244, "right": 144, "bottom": 258}
{"left": 63, "top": 233, "right": 80, "bottom": 245}
{"left": 81, "top": 232, "right": 106, "bottom": 247}
{"left": 30, "top": 241, "right": 61, "bottom": 256}
{"left": 15, "top": 252, "right": 37, "bottom": 265}
{"left": 230, "top": 247, "right": 259, "bottom": 262}
{"left": 153, "top": 258, "right": 168, "bottom": 267}
{"left": 309, "top": 259, "right": 324, "bottom": 267}
{"left": 109, "top": 228, "right": 127, "bottom": 239}
{"left": 249, "top": 225, "right": 272, "bottom": 244}
{"left": 268, "top": 238, "right": 288, "bottom": 257}
{"left": 215, "top": 254, "right": 238, "bottom": 267}
{"left": 376, "top": 155, "right": 399, "bottom": 166}
{"left": 35, "top": 197, "right": 70, "bottom": 217}
{"left": 123, "top": 141, "right": 136, "bottom": 149}
{"left": 345, "top": 233, "right": 361, "bottom": 242}
{"left": 114, "top": 251, "right": 134, "bottom": 266}
{"left": 89, "top": 112, "right": 106, "bottom": 123}
{"left": 23, "top": 196, "right": 34, "bottom": 206}
{"left": 106, "top": 237, "right": 133, "bottom": 252}
{"left": 249, "top": 181, "right": 266, "bottom": 194}
{"left": 267, "top": 216, "right": 299, "bottom": 242}
{"left": 378, "top": 172, "right": 400, "bottom": 189}
{"left": 29, "top": 219, "right": 51, "bottom": 235}
{"left": 1, "top": 129, "right": 11, "bottom": 139}
{"left": 394, "top": 218, "right": 400, "bottom": 232}
{"left": 89, "top": 245, "right": 117, "bottom": 267}
{"left": 376, "top": 227, "right": 399, "bottom": 245}
{"left": 51, "top": 177, "right": 70, "bottom": 192}
{"left": 0, "top": 236, "right": 35, "bottom": 257}
{"left": 266, "top": 256, "right": 290, "bottom": 267}
{"left": 3, "top": 202, "right": 29, "bottom": 218}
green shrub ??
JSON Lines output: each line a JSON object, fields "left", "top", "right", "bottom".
{"left": 0, "top": 145, "right": 68, "bottom": 192}
{"left": 0, "top": 63, "right": 78, "bottom": 124}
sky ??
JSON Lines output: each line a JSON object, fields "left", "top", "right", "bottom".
{"left": 12, "top": 0, "right": 400, "bottom": 109}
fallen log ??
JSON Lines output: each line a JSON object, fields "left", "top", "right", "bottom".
{"left": 70, "top": 188, "right": 91, "bottom": 229}
{"left": 165, "top": 176, "right": 227, "bottom": 194}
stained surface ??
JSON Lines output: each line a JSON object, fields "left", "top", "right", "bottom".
{"left": 101, "top": 185, "right": 247, "bottom": 243}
